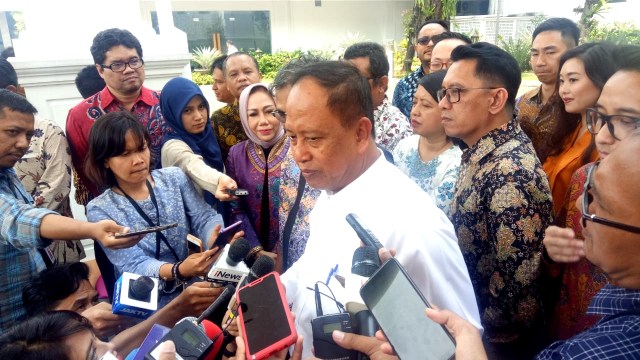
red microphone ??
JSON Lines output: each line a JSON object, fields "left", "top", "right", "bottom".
{"left": 200, "top": 319, "right": 224, "bottom": 360}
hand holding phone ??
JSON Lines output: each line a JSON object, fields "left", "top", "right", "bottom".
{"left": 212, "top": 221, "right": 243, "bottom": 249}
{"left": 237, "top": 272, "right": 297, "bottom": 359}
{"left": 114, "top": 223, "right": 178, "bottom": 239}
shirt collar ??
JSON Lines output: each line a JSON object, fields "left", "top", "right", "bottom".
{"left": 522, "top": 85, "right": 543, "bottom": 104}
{"left": 462, "top": 117, "right": 520, "bottom": 164}
{"left": 99, "top": 86, "right": 155, "bottom": 108}
{"left": 588, "top": 284, "right": 640, "bottom": 316}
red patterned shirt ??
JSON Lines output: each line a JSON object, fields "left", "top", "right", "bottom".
{"left": 66, "top": 86, "right": 169, "bottom": 205}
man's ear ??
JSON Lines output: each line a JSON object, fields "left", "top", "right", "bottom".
{"left": 355, "top": 117, "right": 373, "bottom": 144}
{"left": 95, "top": 64, "right": 106, "bottom": 79}
{"left": 378, "top": 75, "right": 389, "bottom": 93}
{"left": 488, "top": 88, "right": 509, "bottom": 115}
{"left": 5, "top": 84, "right": 18, "bottom": 94}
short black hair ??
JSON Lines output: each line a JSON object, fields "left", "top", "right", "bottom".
{"left": 22, "top": 262, "right": 91, "bottom": 316}
{"left": 432, "top": 31, "right": 472, "bottom": 46}
{"left": 532, "top": 17, "right": 580, "bottom": 48}
{"left": 451, "top": 42, "right": 521, "bottom": 111}
{"left": 210, "top": 55, "right": 228, "bottom": 74}
{"left": 612, "top": 45, "right": 640, "bottom": 72}
{"left": 343, "top": 42, "right": 389, "bottom": 84}
{"left": 222, "top": 52, "right": 260, "bottom": 77}
{"left": 0, "top": 88, "right": 37, "bottom": 119}
{"left": 90, "top": 28, "right": 143, "bottom": 65}
{"left": 85, "top": 111, "right": 150, "bottom": 189}
{"left": 0, "top": 311, "right": 93, "bottom": 360}
{"left": 270, "top": 54, "right": 325, "bottom": 92}
{"left": 416, "top": 19, "right": 450, "bottom": 39}
{"left": 289, "top": 61, "right": 374, "bottom": 133}
{"left": 0, "top": 47, "right": 14, "bottom": 59}
{"left": 75, "top": 65, "right": 106, "bottom": 98}
{"left": 0, "top": 58, "right": 18, "bottom": 89}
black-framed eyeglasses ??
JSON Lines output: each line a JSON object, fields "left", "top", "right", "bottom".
{"left": 437, "top": 87, "right": 499, "bottom": 104}
{"left": 416, "top": 36, "right": 432, "bottom": 46}
{"left": 271, "top": 109, "right": 286, "bottom": 123}
{"left": 100, "top": 57, "right": 144, "bottom": 73}
{"left": 582, "top": 161, "right": 640, "bottom": 233}
{"left": 586, "top": 108, "right": 640, "bottom": 141}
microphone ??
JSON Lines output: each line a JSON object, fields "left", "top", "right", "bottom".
{"left": 196, "top": 284, "right": 235, "bottom": 324}
{"left": 113, "top": 273, "right": 159, "bottom": 319}
{"left": 206, "top": 238, "right": 250, "bottom": 286}
{"left": 351, "top": 246, "right": 381, "bottom": 277}
{"left": 145, "top": 317, "right": 223, "bottom": 360}
{"left": 346, "top": 213, "right": 384, "bottom": 249}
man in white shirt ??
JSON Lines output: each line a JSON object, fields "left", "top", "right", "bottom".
{"left": 281, "top": 61, "right": 481, "bottom": 358}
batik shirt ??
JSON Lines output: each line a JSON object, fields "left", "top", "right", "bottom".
{"left": 392, "top": 66, "right": 426, "bottom": 119}
{"left": 14, "top": 117, "right": 84, "bottom": 264}
{"left": 393, "top": 135, "right": 461, "bottom": 215}
{"left": 66, "top": 86, "right": 169, "bottom": 205}
{"left": 516, "top": 86, "right": 559, "bottom": 158}
{"left": 211, "top": 102, "right": 248, "bottom": 162}
{"left": 450, "top": 119, "right": 553, "bottom": 344}
{"left": 537, "top": 285, "right": 640, "bottom": 359}
{"left": 0, "top": 168, "right": 55, "bottom": 333}
{"left": 374, "top": 97, "right": 412, "bottom": 153}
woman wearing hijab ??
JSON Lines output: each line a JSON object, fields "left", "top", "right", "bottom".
{"left": 226, "top": 83, "right": 289, "bottom": 267}
{"left": 160, "top": 77, "right": 238, "bottom": 206}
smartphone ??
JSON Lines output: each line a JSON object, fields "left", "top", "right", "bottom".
{"left": 115, "top": 223, "right": 178, "bottom": 239}
{"left": 224, "top": 188, "right": 249, "bottom": 196}
{"left": 187, "top": 234, "right": 204, "bottom": 253}
{"left": 237, "top": 272, "right": 297, "bottom": 360}
{"left": 360, "top": 258, "right": 456, "bottom": 360}
{"left": 212, "top": 220, "right": 242, "bottom": 249}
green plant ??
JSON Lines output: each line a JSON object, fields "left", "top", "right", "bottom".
{"left": 499, "top": 35, "right": 532, "bottom": 72}
{"left": 191, "top": 72, "right": 213, "bottom": 85}
{"left": 191, "top": 46, "right": 222, "bottom": 70}
{"left": 586, "top": 21, "right": 640, "bottom": 45}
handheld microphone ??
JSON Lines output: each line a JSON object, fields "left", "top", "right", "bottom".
{"left": 113, "top": 273, "right": 159, "bottom": 319}
{"left": 351, "top": 246, "right": 381, "bottom": 277}
{"left": 196, "top": 284, "right": 235, "bottom": 324}
{"left": 346, "top": 213, "right": 384, "bottom": 250}
{"left": 145, "top": 317, "right": 223, "bottom": 360}
{"left": 206, "top": 238, "right": 250, "bottom": 286}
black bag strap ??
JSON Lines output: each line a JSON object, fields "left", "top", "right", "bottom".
{"left": 117, "top": 179, "right": 180, "bottom": 262}
{"left": 281, "top": 174, "right": 306, "bottom": 271}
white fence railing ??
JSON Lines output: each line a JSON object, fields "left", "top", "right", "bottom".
{"left": 451, "top": 14, "right": 538, "bottom": 44}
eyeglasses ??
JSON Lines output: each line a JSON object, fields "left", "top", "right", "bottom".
{"left": 581, "top": 161, "right": 640, "bottom": 233}
{"left": 416, "top": 36, "right": 433, "bottom": 46}
{"left": 436, "top": 87, "right": 499, "bottom": 104}
{"left": 271, "top": 109, "right": 287, "bottom": 123}
{"left": 586, "top": 108, "right": 640, "bottom": 141}
{"left": 100, "top": 57, "right": 144, "bottom": 73}
{"left": 429, "top": 61, "right": 452, "bottom": 71}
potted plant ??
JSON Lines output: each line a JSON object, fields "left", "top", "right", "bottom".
{"left": 191, "top": 46, "right": 221, "bottom": 73}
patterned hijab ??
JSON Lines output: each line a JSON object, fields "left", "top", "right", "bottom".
{"left": 160, "top": 77, "right": 223, "bottom": 172}
{"left": 238, "top": 83, "right": 285, "bottom": 149}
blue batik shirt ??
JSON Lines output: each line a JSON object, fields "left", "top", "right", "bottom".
{"left": 392, "top": 66, "right": 426, "bottom": 119}
{"left": 0, "top": 168, "right": 55, "bottom": 333}
{"left": 537, "top": 284, "right": 640, "bottom": 359}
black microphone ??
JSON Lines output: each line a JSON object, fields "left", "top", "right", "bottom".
{"left": 346, "top": 213, "right": 384, "bottom": 250}
{"left": 351, "top": 246, "right": 381, "bottom": 278}
{"left": 247, "top": 255, "right": 275, "bottom": 283}
{"left": 196, "top": 284, "right": 235, "bottom": 324}
{"left": 206, "top": 238, "right": 251, "bottom": 286}
{"left": 227, "top": 238, "right": 250, "bottom": 266}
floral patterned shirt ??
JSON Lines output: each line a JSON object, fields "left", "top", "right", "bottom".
{"left": 516, "top": 86, "right": 559, "bottom": 159}
{"left": 392, "top": 66, "right": 426, "bottom": 119}
{"left": 392, "top": 135, "right": 461, "bottom": 215}
{"left": 374, "top": 97, "right": 412, "bottom": 153}
{"left": 450, "top": 119, "right": 553, "bottom": 345}
{"left": 14, "top": 117, "right": 84, "bottom": 264}
{"left": 211, "top": 101, "right": 248, "bottom": 163}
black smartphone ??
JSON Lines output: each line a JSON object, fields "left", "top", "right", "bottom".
{"left": 212, "top": 220, "right": 242, "bottom": 249}
{"left": 360, "top": 258, "right": 456, "bottom": 360}
{"left": 237, "top": 272, "right": 297, "bottom": 359}
{"left": 114, "top": 223, "right": 178, "bottom": 239}
{"left": 224, "top": 188, "right": 249, "bottom": 196}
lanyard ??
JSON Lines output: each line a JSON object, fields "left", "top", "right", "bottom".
{"left": 117, "top": 179, "right": 180, "bottom": 262}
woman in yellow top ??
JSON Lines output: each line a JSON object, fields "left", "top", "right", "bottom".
{"left": 540, "top": 43, "right": 617, "bottom": 216}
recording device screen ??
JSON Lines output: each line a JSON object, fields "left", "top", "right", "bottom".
{"left": 360, "top": 258, "right": 455, "bottom": 360}
{"left": 238, "top": 273, "right": 295, "bottom": 355}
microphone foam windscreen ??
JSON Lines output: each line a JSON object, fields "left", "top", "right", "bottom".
{"left": 351, "top": 246, "right": 380, "bottom": 277}
{"left": 248, "top": 255, "right": 275, "bottom": 282}
{"left": 201, "top": 320, "right": 224, "bottom": 360}
{"left": 129, "top": 276, "right": 155, "bottom": 302}
{"left": 227, "top": 237, "right": 251, "bottom": 265}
